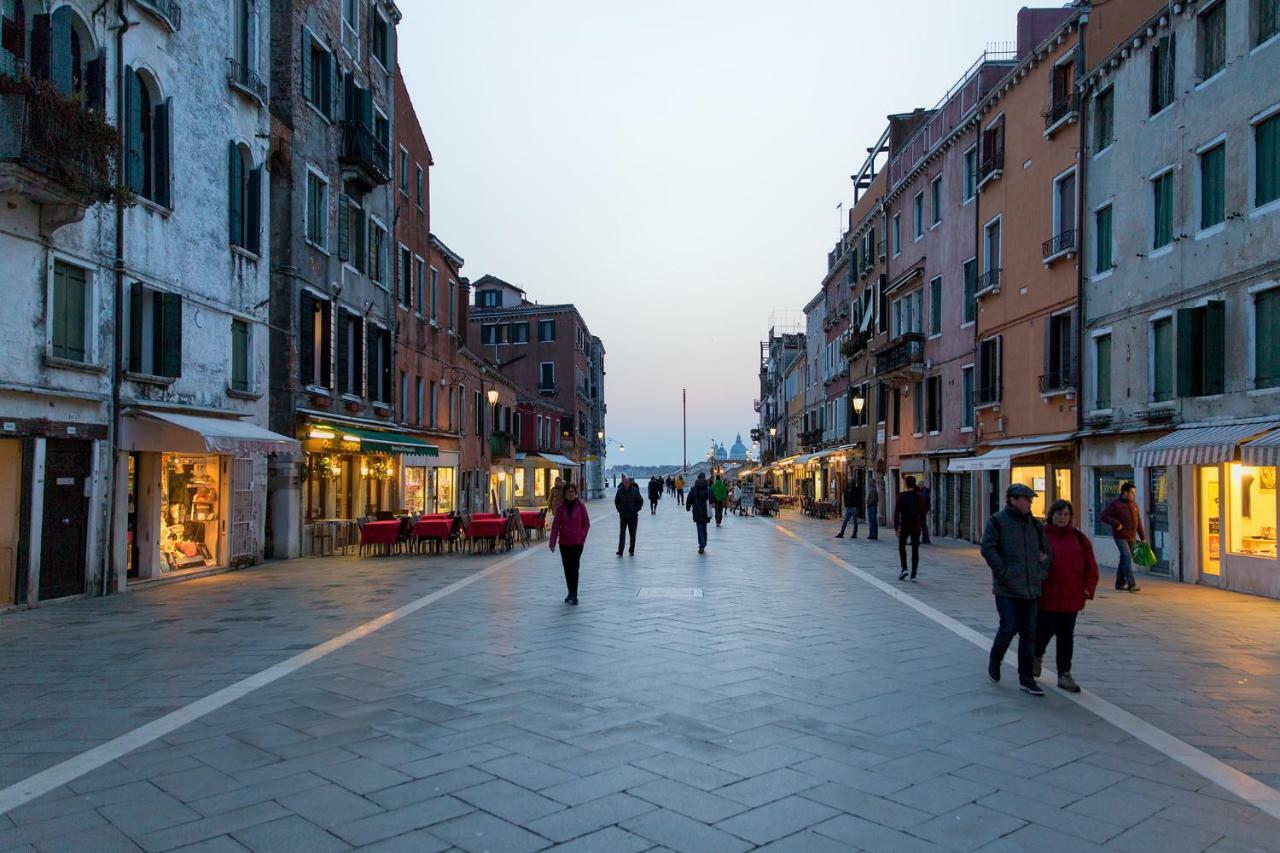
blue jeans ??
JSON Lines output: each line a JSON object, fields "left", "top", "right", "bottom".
{"left": 991, "top": 595, "right": 1038, "bottom": 681}
{"left": 1114, "top": 538, "right": 1136, "bottom": 589}
{"left": 696, "top": 521, "right": 708, "bottom": 549}
{"left": 867, "top": 505, "right": 878, "bottom": 539}
{"left": 836, "top": 507, "right": 859, "bottom": 537}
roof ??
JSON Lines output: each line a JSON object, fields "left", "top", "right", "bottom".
{"left": 428, "top": 233, "right": 464, "bottom": 269}
{"left": 472, "top": 274, "right": 526, "bottom": 295}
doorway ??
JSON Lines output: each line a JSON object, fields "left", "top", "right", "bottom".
{"left": 1198, "top": 465, "right": 1221, "bottom": 580}
{"left": 0, "top": 439, "right": 22, "bottom": 605}
{"left": 39, "top": 439, "right": 91, "bottom": 600}
{"left": 1147, "top": 466, "right": 1171, "bottom": 575}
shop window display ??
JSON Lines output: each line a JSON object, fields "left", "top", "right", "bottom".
{"left": 404, "top": 466, "right": 427, "bottom": 514}
{"left": 434, "top": 467, "right": 455, "bottom": 511}
{"left": 1229, "top": 464, "right": 1277, "bottom": 558}
{"left": 161, "top": 454, "right": 221, "bottom": 571}
{"left": 1199, "top": 465, "right": 1221, "bottom": 575}
{"left": 1011, "top": 465, "right": 1046, "bottom": 518}
{"left": 513, "top": 469, "right": 525, "bottom": 499}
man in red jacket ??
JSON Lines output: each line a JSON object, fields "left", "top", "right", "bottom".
{"left": 1099, "top": 482, "right": 1146, "bottom": 592}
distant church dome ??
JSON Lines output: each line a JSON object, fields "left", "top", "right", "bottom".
{"left": 715, "top": 442, "right": 729, "bottom": 461}
{"left": 730, "top": 433, "right": 748, "bottom": 461}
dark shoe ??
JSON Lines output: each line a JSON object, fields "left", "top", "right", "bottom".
{"left": 1019, "top": 680, "right": 1045, "bottom": 697}
{"left": 616, "top": 551, "right": 622, "bottom": 557}
{"left": 629, "top": 550, "right": 635, "bottom": 556}
{"left": 851, "top": 535, "right": 858, "bottom": 539}
{"left": 988, "top": 659, "right": 1001, "bottom": 683}
{"left": 698, "top": 547, "right": 704, "bottom": 554}
{"left": 564, "top": 595, "right": 571, "bottom": 603}
{"left": 1058, "top": 672, "right": 1081, "bottom": 693}
{"left": 1115, "top": 585, "right": 1126, "bottom": 591}
{"left": 1034, "top": 656, "right": 1043, "bottom": 678}
{"left": 834, "top": 534, "right": 844, "bottom": 538}
{"left": 898, "top": 571, "right": 908, "bottom": 581}
{"left": 910, "top": 576, "right": 918, "bottom": 583}
{"left": 569, "top": 597, "right": 578, "bottom": 606}
{"left": 1128, "top": 586, "right": 1140, "bottom": 592}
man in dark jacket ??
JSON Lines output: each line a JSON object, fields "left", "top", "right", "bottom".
{"left": 647, "top": 476, "right": 662, "bottom": 515}
{"left": 835, "top": 479, "right": 860, "bottom": 539}
{"left": 686, "top": 473, "right": 712, "bottom": 553}
{"left": 981, "top": 483, "right": 1051, "bottom": 696}
{"left": 1099, "top": 482, "right": 1145, "bottom": 592}
{"left": 893, "top": 476, "right": 927, "bottom": 581}
{"left": 866, "top": 481, "right": 880, "bottom": 540}
{"left": 614, "top": 476, "right": 644, "bottom": 556}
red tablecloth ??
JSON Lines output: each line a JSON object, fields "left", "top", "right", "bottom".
{"left": 471, "top": 513, "right": 501, "bottom": 521}
{"left": 519, "top": 511, "right": 544, "bottom": 528}
{"left": 418, "top": 513, "right": 452, "bottom": 521}
{"left": 467, "top": 518, "right": 507, "bottom": 538}
{"left": 413, "top": 519, "right": 453, "bottom": 539}
{"left": 360, "top": 520, "right": 400, "bottom": 545}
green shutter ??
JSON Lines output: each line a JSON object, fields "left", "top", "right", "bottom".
{"left": 1176, "top": 308, "right": 1196, "bottom": 397}
{"left": 337, "top": 194, "right": 350, "bottom": 260}
{"left": 299, "top": 292, "right": 314, "bottom": 385}
{"left": 125, "top": 67, "right": 144, "bottom": 194}
{"left": 231, "top": 320, "right": 249, "bottom": 391}
{"left": 51, "top": 262, "right": 86, "bottom": 362}
{"left": 1154, "top": 173, "right": 1172, "bottom": 248}
{"left": 1205, "top": 301, "right": 1225, "bottom": 395}
{"left": 300, "top": 27, "right": 312, "bottom": 101}
{"left": 328, "top": 52, "right": 339, "bottom": 120}
{"left": 228, "top": 143, "right": 243, "bottom": 246}
{"left": 1154, "top": 319, "right": 1173, "bottom": 401}
{"left": 1201, "top": 144, "right": 1224, "bottom": 229}
{"left": 28, "top": 14, "right": 51, "bottom": 81}
{"left": 128, "top": 281, "right": 142, "bottom": 373}
{"left": 49, "top": 8, "right": 72, "bottom": 93}
{"left": 1258, "top": 115, "right": 1280, "bottom": 208}
{"left": 154, "top": 99, "right": 172, "bottom": 208}
{"left": 159, "top": 292, "right": 182, "bottom": 378}
{"left": 336, "top": 311, "right": 349, "bottom": 395}
{"left": 367, "top": 325, "right": 377, "bottom": 401}
{"left": 1257, "top": 289, "right": 1280, "bottom": 388}
{"left": 353, "top": 208, "right": 366, "bottom": 273}
{"left": 1096, "top": 335, "right": 1112, "bottom": 409}
{"left": 246, "top": 167, "right": 262, "bottom": 254}
{"left": 1096, "top": 206, "right": 1112, "bottom": 273}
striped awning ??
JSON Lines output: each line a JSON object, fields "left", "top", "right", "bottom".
{"left": 1242, "top": 430, "right": 1280, "bottom": 467}
{"left": 1132, "top": 422, "right": 1279, "bottom": 468}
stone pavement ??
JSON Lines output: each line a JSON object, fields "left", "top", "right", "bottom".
{"left": 0, "top": 502, "right": 1278, "bottom": 851}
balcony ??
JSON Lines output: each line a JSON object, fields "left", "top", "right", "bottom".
{"left": 1043, "top": 92, "right": 1080, "bottom": 135}
{"left": 227, "top": 58, "right": 267, "bottom": 106}
{"left": 874, "top": 332, "right": 925, "bottom": 381}
{"left": 975, "top": 384, "right": 1001, "bottom": 408}
{"left": 339, "top": 120, "right": 390, "bottom": 189}
{"left": 537, "top": 382, "right": 557, "bottom": 396}
{"left": 0, "top": 75, "right": 117, "bottom": 233}
{"left": 840, "top": 331, "right": 870, "bottom": 359}
{"left": 489, "top": 432, "right": 513, "bottom": 459}
{"left": 1038, "top": 368, "right": 1075, "bottom": 395}
{"left": 1042, "top": 228, "right": 1076, "bottom": 263}
{"left": 977, "top": 148, "right": 1004, "bottom": 187}
{"left": 135, "top": 0, "right": 182, "bottom": 31}
{"left": 975, "top": 268, "right": 1001, "bottom": 298}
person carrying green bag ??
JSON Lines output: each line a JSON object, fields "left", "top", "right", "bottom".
{"left": 1099, "top": 482, "right": 1147, "bottom": 592}
{"left": 1131, "top": 540, "right": 1158, "bottom": 568}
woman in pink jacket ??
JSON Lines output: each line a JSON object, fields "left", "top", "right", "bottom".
{"left": 549, "top": 483, "right": 590, "bottom": 605}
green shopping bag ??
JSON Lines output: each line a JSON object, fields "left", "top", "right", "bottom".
{"left": 1132, "top": 540, "right": 1158, "bottom": 568}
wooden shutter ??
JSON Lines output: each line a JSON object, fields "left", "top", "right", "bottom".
{"left": 244, "top": 0, "right": 257, "bottom": 76}
{"left": 159, "top": 292, "right": 182, "bottom": 377}
{"left": 154, "top": 99, "right": 172, "bottom": 208}
{"left": 246, "top": 166, "right": 262, "bottom": 254}
{"left": 1068, "top": 308, "right": 1080, "bottom": 390}
{"left": 300, "top": 26, "right": 311, "bottom": 101}
{"left": 299, "top": 292, "right": 315, "bottom": 386}
{"left": 353, "top": 208, "right": 366, "bottom": 273}
{"left": 336, "top": 311, "right": 350, "bottom": 395}
{"left": 228, "top": 143, "right": 243, "bottom": 246}
{"left": 328, "top": 52, "right": 339, "bottom": 121}
{"left": 1043, "top": 315, "right": 1054, "bottom": 383}
{"left": 321, "top": 301, "right": 333, "bottom": 388}
{"left": 382, "top": 331, "right": 392, "bottom": 407}
{"left": 1205, "top": 301, "right": 1225, "bottom": 395}
{"left": 128, "top": 282, "right": 142, "bottom": 373}
{"left": 343, "top": 71, "right": 356, "bottom": 122}
{"left": 85, "top": 56, "right": 105, "bottom": 112}
{"left": 337, "top": 194, "right": 350, "bottom": 260}
{"left": 28, "top": 13, "right": 50, "bottom": 80}
{"left": 366, "top": 325, "right": 377, "bottom": 401}
{"left": 1176, "top": 307, "right": 1196, "bottom": 397}
{"left": 1259, "top": 290, "right": 1280, "bottom": 387}
{"left": 125, "top": 67, "right": 144, "bottom": 193}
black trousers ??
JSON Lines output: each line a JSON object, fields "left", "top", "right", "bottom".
{"left": 897, "top": 528, "right": 921, "bottom": 575}
{"left": 560, "top": 545, "right": 583, "bottom": 597}
{"left": 618, "top": 516, "right": 637, "bottom": 554}
{"left": 714, "top": 503, "right": 724, "bottom": 524}
{"left": 991, "top": 595, "right": 1038, "bottom": 680}
{"left": 676, "top": 489, "right": 684, "bottom": 505}
{"left": 1034, "top": 609, "right": 1078, "bottom": 673}
{"left": 649, "top": 499, "right": 658, "bottom": 514}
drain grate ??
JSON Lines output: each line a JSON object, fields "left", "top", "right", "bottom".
{"left": 636, "top": 587, "right": 704, "bottom": 599}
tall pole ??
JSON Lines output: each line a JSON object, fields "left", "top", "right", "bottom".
{"left": 682, "top": 388, "right": 687, "bottom": 473}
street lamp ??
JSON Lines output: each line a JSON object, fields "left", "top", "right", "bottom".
{"left": 852, "top": 394, "right": 865, "bottom": 416}
{"left": 486, "top": 388, "right": 499, "bottom": 406}
{"left": 769, "top": 426, "right": 777, "bottom": 437}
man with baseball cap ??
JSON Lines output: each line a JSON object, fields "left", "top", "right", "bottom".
{"left": 981, "top": 482, "right": 1051, "bottom": 696}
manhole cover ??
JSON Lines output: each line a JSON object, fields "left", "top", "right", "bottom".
{"left": 636, "top": 587, "right": 703, "bottom": 598}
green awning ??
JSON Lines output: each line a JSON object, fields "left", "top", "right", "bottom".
{"left": 309, "top": 422, "right": 438, "bottom": 456}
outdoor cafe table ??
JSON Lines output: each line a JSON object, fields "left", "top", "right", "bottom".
{"left": 359, "top": 520, "right": 399, "bottom": 554}
{"left": 468, "top": 518, "right": 507, "bottom": 538}
{"left": 412, "top": 518, "right": 453, "bottom": 539}
{"left": 518, "top": 511, "right": 542, "bottom": 527}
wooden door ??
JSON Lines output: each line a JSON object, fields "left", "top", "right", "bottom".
{"left": 39, "top": 439, "right": 91, "bottom": 599}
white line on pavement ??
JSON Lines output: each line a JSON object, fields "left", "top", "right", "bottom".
{"left": 0, "top": 547, "right": 538, "bottom": 817}
{"left": 776, "top": 524, "right": 1280, "bottom": 823}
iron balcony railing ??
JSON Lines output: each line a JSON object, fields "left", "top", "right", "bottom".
{"left": 975, "top": 383, "right": 1002, "bottom": 406}
{"left": 489, "top": 432, "right": 513, "bottom": 459}
{"left": 1044, "top": 92, "right": 1081, "bottom": 129}
{"left": 0, "top": 78, "right": 115, "bottom": 204}
{"left": 1042, "top": 228, "right": 1076, "bottom": 259}
{"left": 975, "top": 267, "right": 1002, "bottom": 294}
{"left": 875, "top": 332, "right": 925, "bottom": 377}
{"left": 1038, "top": 369, "right": 1074, "bottom": 394}
{"left": 977, "top": 148, "right": 1004, "bottom": 183}
{"left": 135, "top": 0, "right": 182, "bottom": 30}
{"left": 227, "top": 58, "right": 267, "bottom": 104}
{"left": 339, "top": 121, "right": 391, "bottom": 186}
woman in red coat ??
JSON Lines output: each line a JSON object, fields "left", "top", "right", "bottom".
{"left": 549, "top": 483, "right": 590, "bottom": 605}
{"left": 1035, "top": 499, "right": 1099, "bottom": 693}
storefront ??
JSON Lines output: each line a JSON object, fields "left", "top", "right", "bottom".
{"left": 301, "top": 421, "right": 438, "bottom": 524}
{"left": 948, "top": 440, "right": 1074, "bottom": 524}
{"left": 515, "top": 452, "right": 580, "bottom": 507}
{"left": 120, "top": 410, "right": 298, "bottom": 581}
{"left": 401, "top": 450, "right": 458, "bottom": 514}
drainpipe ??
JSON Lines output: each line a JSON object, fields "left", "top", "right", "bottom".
{"left": 101, "top": 0, "right": 131, "bottom": 596}
{"left": 1076, "top": 10, "right": 1089, "bottom": 479}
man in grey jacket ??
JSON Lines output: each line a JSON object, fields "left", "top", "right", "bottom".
{"left": 981, "top": 483, "right": 1051, "bottom": 696}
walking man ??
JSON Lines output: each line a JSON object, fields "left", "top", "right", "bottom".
{"left": 917, "top": 482, "right": 932, "bottom": 544}
{"left": 865, "top": 480, "right": 880, "bottom": 540}
{"left": 981, "top": 483, "right": 1051, "bottom": 696}
{"left": 686, "top": 473, "right": 712, "bottom": 553}
{"left": 548, "top": 476, "right": 565, "bottom": 522}
{"left": 1099, "top": 482, "right": 1145, "bottom": 592}
{"left": 893, "top": 475, "right": 927, "bottom": 581}
{"left": 647, "top": 476, "right": 662, "bottom": 515}
{"left": 834, "top": 478, "right": 860, "bottom": 539}
{"left": 711, "top": 474, "right": 728, "bottom": 526}
{"left": 614, "top": 476, "right": 643, "bottom": 556}
{"left": 675, "top": 473, "right": 686, "bottom": 506}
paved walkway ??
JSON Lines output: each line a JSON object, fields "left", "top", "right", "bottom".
{"left": 0, "top": 503, "right": 1278, "bottom": 851}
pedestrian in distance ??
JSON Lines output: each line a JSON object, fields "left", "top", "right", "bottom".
{"left": 548, "top": 477, "right": 565, "bottom": 522}
{"left": 834, "top": 478, "right": 860, "bottom": 539}
{"left": 686, "top": 472, "right": 712, "bottom": 553}
{"left": 675, "top": 474, "right": 686, "bottom": 506}
{"left": 711, "top": 474, "right": 728, "bottom": 526}
{"left": 1036, "top": 499, "right": 1098, "bottom": 693}
{"left": 893, "top": 475, "right": 927, "bottom": 581}
{"left": 614, "top": 476, "right": 643, "bottom": 556}
{"left": 1099, "top": 482, "right": 1146, "bottom": 592}
{"left": 865, "top": 480, "right": 880, "bottom": 540}
{"left": 549, "top": 483, "right": 590, "bottom": 605}
{"left": 982, "top": 483, "right": 1051, "bottom": 696}
{"left": 917, "top": 483, "right": 932, "bottom": 544}
{"left": 647, "top": 476, "right": 662, "bottom": 515}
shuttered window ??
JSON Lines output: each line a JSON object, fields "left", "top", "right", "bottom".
{"left": 1199, "top": 143, "right": 1225, "bottom": 229}
{"left": 231, "top": 319, "right": 250, "bottom": 392}
{"left": 301, "top": 28, "right": 335, "bottom": 117}
{"left": 228, "top": 143, "right": 262, "bottom": 252}
{"left": 128, "top": 283, "right": 182, "bottom": 378}
{"left": 1177, "top": 302, "right": 1225, "bottom": 397}
{"left": 1095, "top": 204, "right": 1113, "bottom": 273}
{"left": 1152, "top": 317, "right": 1174, "bottom": 402}
{"left": 1200, "top": 2, "right": 1226, "bottom": 80}
{"left": 1260, "top": 0, "right": 1280, "bottom": 45}
{"left": 51, "top": 260, "right": 88, "bottom": 363}
{"left": 306, "top": 171, "right": 327, "bottom": 247}
{"left": 962, "top": 258, "right": 977, "bottom": 324}
{"left": 977, "top": 337, "right": 1002, "bottom": 405}
{"left": 1153, "top": 171, "right": 1174, "bottom": 249}
{"left": 1095, "top": 334, "right": 1112, "bottom": 410}
{"left": 336, "top": 309, "right": 363, "bottom": 397}
{"left": 929, "top": 276, "right": 942, "bottom": 336}
{"left": 1256, "top": 288, "right": 1280, "bottom": 388}
{"left": 1257, "top": 113, "right": 1280, "bottom": 208}
{"left": 1149, "top": 34, "right": 1175, "bottom": 115}
{"left": 300, "top": 292, "right": 332, "bottom": 389}
{"left": 1094, "top": 86, "right": 1114, "bottom": 151}
{"left": 124, "top": 67, "right": 171, "bottom": 207}
{"left": 961, "top": 366, "right": 974, "bottom": 429}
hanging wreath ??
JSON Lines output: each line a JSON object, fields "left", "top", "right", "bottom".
{"left": 366, "top": 459, "right": 394, "bottom": 482}
{"left": 304, "top": 454, "right": 342, "bottom": 481}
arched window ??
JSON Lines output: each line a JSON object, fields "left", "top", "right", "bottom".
{"left": 25, "top": 6, "right": 102, "bottom": 106}
{"left": 228, "top": 141, "right": 262, "bottom": 253}
{"left": 125, "top": 67, "right": 170, "bottom": 206}
{"left": 1, "top": 0, "right": 26, "bottom": 71}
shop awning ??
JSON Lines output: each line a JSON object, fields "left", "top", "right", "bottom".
{"left": 1242, "top": 430, "right": 1280, "bottom": 467}
{"left": 535, "top": 452, "right": 578, "bottom": 467}
{"left": 1133, "top": 422, "right": 1279, "bottom": 468}
{"left": 122, "top": 411, "right": 300, "bottom": 455}
{"left": 309, "top": 422, "right": 438, "bottom": 456}
{"left": 791, "top": 453, "right": 819, "bottom": 466}
{"left": 947, "top": 443, "right": 1067, "bottom": 472}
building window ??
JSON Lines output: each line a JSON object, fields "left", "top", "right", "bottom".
{"left": 397, "top": 246, "right": 412, "bottom": 306}
{"left": 925, "top": 375, "right": 941, "bottom": 433}
{"left": 979, "top": 117, "right": 1004, "bottom": 182}
{"left": 1258, "top": 0, "right": 1280, "bottom": 45}
{"left": 891, "top": 387, "right": 901, "bottom": 437}
{"left": 371, "top": 10, "right": 390, "bottom": 68}
{"left": 128, "top": 283, "right": 182, "bottom": 378}
{"left": 892, "top": 291, "right": 922, "bottom": 337}
{"left": 891, "top": 213, "right": 901, "bottom": 255}
{"left": 228, "top": 143, "right": 262, "bottom": 253}
{"left": 1150, "top": 34, "right": 1175, "bottom": 115}
{"left": 1153, "top": 171, "right": 1174, "bottom": 249}
{"left": 414, "top": 258, "right": 425, "bottom": 316}
{"left": 231, "top": 318, "right": 250, "bottom": 392}
{"left": 478, "top": 290, "right": 500, "bottom": 308}
{"left": 1228, "top": 462, "right": 1278, "bottom": 558}
{"left": 124, "top": 67, "right": 170, "bottom": 206}
{"left": 50, "top": 260, "right": 90, "bottom": 364}
{"left": 1177, "top": 301, "right": 1225, "bottom": 397}
{"left": 428, "top": 267, "right": 439, "bottom": 321}
{"left": 539, "top": 318, "right": 556, "bottom": 342}
{"left": 414, "top": 376, "right": 423, "bottom": 425}
{"left": 1152, "top": 316, "right": 1174, "bottom": 402}
{"left": 1051, "top": 169, "right": 1076, "bottom": 250}
{"left": 369, "top": 221, "right": 388, "bottom": 286}
{"left": 301, "top": 30, "right": 334, "bottom": 117}
{"left": 512, "top": 321, "right": 530, "bottom": 344}
{"left": 1255, "top": 288, "right": 1280, "bottom": 388}
{"left": 876, "top": 382, "right": 887, "bottom": 425}
{"left": 1256, "top": 113, "right": 1280, "bottom": 208}
{"left": 337, "top": 195, "right": 364, "bottom": 269}
{"left": 961, "top": 366, "right": 975, "bottom": 428}
{"left": 415, "top": 165, "right": 424, "bottom": 207}
{"left": 539, "top": 362, "right": 555, "bottom": 391}
{"left": 983, "top": 217, "right": 1001, "bottom": 280}
{"left": 1200, "top": 142, "right": 1226, "bottom": 230}
{"left": 961, "top": 258, "right": 977, "bottom": 324}
{"left": 481, "top": 324, "right": 499, "bottom": 346}
{"left": 336, "top": 308, "right": 363, "bottom": 397}
{"left": 448, "top": 280, "right": 457, "bottom": 331}
{"left": 306, "top": 170, "right": 328, "bottom": 248}
{"left": 341, "top": 0, "right": 359, "bottom": 50}
{"left": 1095, "top": 204, "right": 1113, "bottom": 273}
{"left": 474, "top": 390, "right": 483, "bottom": 436}
{"left": 1094, "top": 86, "right": 1115, "bottom": 152}
{"left": 367, "top": 325, "right": 391, "bottom": 404}
{"left": 1200, "top": 2, "right": 1226, "bottom": 80}
{"left": 300, "top": 293, "right": 332, "bottom": 389}
{"left": 913, "top": 191, "right": 924, "bottom": 239}
{"left": 928, "top": 276, "right": 942, "bottom": 336}
{"left": 1045, "top": 311, "right": 1075, "bottom": 392}
{"left": 977, "top": 336, "right": 1001, "bottom": 405}
{"left": 399, "top": 370, "right": 408, "bottom": 422}
{"left": 930, "top": 175, "right": 942, "bottom": 225}
{"left": 962, "top": 146, "right": 977, "bottom": 201}
{"left": 398, "top": 147, "right": 408, "bottom": 193}
{"left": 1094, "top": 334, "right": 1112, "bottom": 409}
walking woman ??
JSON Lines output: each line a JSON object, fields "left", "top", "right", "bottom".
{"left": 549, "top": 483, "right": 590, "bottom": 605}
{"left": 1035, "top": 499, "right": 1099, "bottom": 693}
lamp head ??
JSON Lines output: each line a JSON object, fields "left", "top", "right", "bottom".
{"left": 486, "top": 388, "right": 499, "bottom": 406}
{"left": 852, "top": 395, "right": 865, "bottom": 414}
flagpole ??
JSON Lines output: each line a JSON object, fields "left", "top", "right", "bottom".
{"left": 682, "top": 388, "right": 687, "bottom": 473}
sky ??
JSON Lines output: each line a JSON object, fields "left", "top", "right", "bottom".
{"left": 399, "top": 0, "right": 1039, "bottom": 465}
